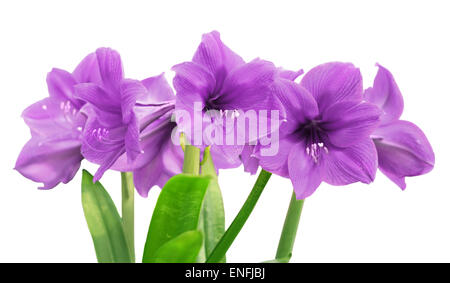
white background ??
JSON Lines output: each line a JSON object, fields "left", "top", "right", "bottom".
{"left": 0, "top": 0, "right": 448, "bottom": 263}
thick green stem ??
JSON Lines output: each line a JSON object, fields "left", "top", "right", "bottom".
{"left": 275, "top": 191, "right": 304, "bottom": 261}
{"left": 182, "top": 145, "right": 200, "bottom": 175}
{"left": 121, "top": 172, "right": 135, "bottom": 262}
{"left": 206, "top": 169, "right": 272, "bottom": 263}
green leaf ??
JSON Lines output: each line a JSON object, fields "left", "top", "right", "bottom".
{"left": 199, "top": 147, "right": 226, "bottom": 262}
{"left": 81, "top": 170, "right": 132, "bottom": 263}
{"left": 142, "top": 174, "right": 211, "bottom": 263}
{"left": 152, "top": 230, "right": 203, "bottom": 263}
{"left": 262, "top": 256, "right": 291, "bottom": 263}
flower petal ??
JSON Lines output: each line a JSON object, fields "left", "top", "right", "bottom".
{"left": 95, "top": 47, "right": 124, "bottom": 93}
{"left": 300, "top": 62, "right": 363, "bottom": 112}
{"left": 218, "top": 59, "right": 277, "bottom": 111}
{"left": 72, "top": 52, "right": 102, "bottom": 85}
{"left": 288, "top": 141, "right": 324, "bottom": 199}
{"left": 133, "top": 156, "right": 163, "bottom": 197}
{"left": 80, "top": 114, "right": 126, "bottom": 181}
{"left": 172, "top": 61, "right": 215, "bottom": 108}
{"left": 141, "top": 73, "right": 175, "bottom": 103}
{"left": 364, "top": 63, "right": 404, "bottom": 125}
{"left": 277, "top": 68, "right": 304, "bottom": 81}
{"left": 22, "top": 97, "right": 83, "bottom": 138}
{"left": 322, "top": 101, "right": 381, "bottom": 148}
{"left": 322, "top": 138, "right": 378, "bottom": 186}
{"left": 74, "top": 83, "right": 120, "bottom": 113}
{"left": 241, "top": 145, "right": 259, "bottom": 175}
{"left": 271, "top": 79, "right": 319, "bottom": 134}
{"left": 124, "top": 114, "right": 141, "bottom": 161}
{"left": 210, "top": 145, "right": 242, "bottom": 169}
{"left": 193, "top": 31, "right": 245, "bottom": 90}
{"left": 120, "top": 79, "right": 145, "bottom": 124}
{"left": 46, "top": 68, "right": 80, "bottom": 107}
{"left": 15, "top": 138, "right": 82, "bottom": 189}
{"left": 372, "top": 120, "right": 434, "bottom": 189}
{"left": 160, "top": 139, "right": 184, "bottom": 175}
{"left": 257, "top": 134, "right": 298, "bottom": 178}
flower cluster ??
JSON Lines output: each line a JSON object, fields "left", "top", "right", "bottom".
{"left": 15, "top": 31, "right": 434, "bottom": 199}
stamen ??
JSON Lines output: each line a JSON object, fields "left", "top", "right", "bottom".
{"left": 91, "top": 127, "right": 109, "bottom": 141}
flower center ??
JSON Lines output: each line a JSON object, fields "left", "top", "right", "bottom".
{"left": 298, "top": 120, "right": 329, "bottom": 163}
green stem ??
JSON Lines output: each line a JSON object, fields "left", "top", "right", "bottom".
{"left": 121, "top": 172, "right": 135, "bottom": 262}
{"left": 275, "top": 191, "right": 304, "bottom": 261}
{"left": 182, "top": 145, "right": 200, "bottom": 175}
{"left": 206, "top": 169, "right": 272, "bottom": 263}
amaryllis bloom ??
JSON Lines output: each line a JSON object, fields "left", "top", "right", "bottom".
{"left": 112, "top": 74, "right": 183, "bottom": 197}
{"left": 75, "top": 48, "right": 149, "bottom": 181}
{"left": 15, "top": 53, "right": 101, "bottom": 189}
{"left": 365, "top": 64, "right": 434, "bottom": 189}
{"left": 172, "top": 31, "right": 287, "bottom": 169}
{"left": 256, "top": 62, "right": 381, "bottom": 199}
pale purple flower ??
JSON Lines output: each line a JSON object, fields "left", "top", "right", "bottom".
{"left": 74, "top": 48, "right": 144, "bottom": 181}
{"left": 75, "top": 48, "right": 180, "bottom": 185}
{"left": 256, "top": 62, "right": 381, "bottom": 199}
{"left": 15, "top": 53, "right": 101, "bottom": 189}
{"left": 365, "top": 64, "right": 434, "bottom": 189}
{"left": 172, "top": 31, "right": 288, "bottom": 169}
{"left": 111, "top": 74, "right": 183, "bottom": 197}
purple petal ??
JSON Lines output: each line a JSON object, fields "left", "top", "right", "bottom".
{"left": 46, "top": 68, "right": 80, "bottom": 107}
{"left": 210, "top": 145, "right": 242, "bottom": 169}
{"left": 141, "top": 73, "right": 175, "bottom": 103}
{"left": 218, "top": 59, "right": 277, "bottom": 111}
{"left": 132, "top": 113, "right": 174, "bottom": 169}
{"left": 364, "top": 63, "right": 404, "bottom": 125}
{"left": 72, "top": 53, "right": 102, "bottom": 85}
{"left": 271, "top": 79, "right": 319, "bottom": 133}
{"left": 160, "top": 139, "right": 184, "bottom": 175}
{"left": 277, "top": 68, "right": 304, "bottom": 81}
{"left": 322, "top": 138, "right": 378, "bottom": 185}
{"left": 120, "top": 79, "right": 145, "bottom": 124}
{"left": 300, "top": 62, "right": 363, "bottom": 112}
{"left": 133, "top": 157, "right": 163, "bottom": 197}
{"left": 95, "top": 48, "right": 124, "bottom": 93}
{"left": 15, "top": 138, "right": 82, "bottom": 190}
{"left": 241, "top": 145, "right": 259, "bottom": 175}
{"left": 80, "top": 114, "right": 126, "bottom": 181}
{"left": 22, "top": 97, "right": 83, "bottom": 138}
{"left": 288, "top": 141, "right": 324, "bottom": 199}
{"left": 257, "top": 134, "right": 298, "bottom": 178}
{"left": 172, "top": 62, "right": 215, "bottom": 108}
{"left": 74, "top": 83, "right": 120, "bottom": 113}
{"left": 193, "top": 31, "right": 245, "bottom": 90}
{"left": 372, "top": 120, "right": 434, "bottom": 189}
{"left": 124, "top": 114, "right": 141, "bottom": 161}
{"left": 322, "top": 101, "right": 381, "bottom": 148}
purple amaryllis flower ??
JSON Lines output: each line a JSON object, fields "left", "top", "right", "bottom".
{"left": 256, "top": 62, "right": 381, "bottom": 199}
{"left": 111, "top": 74, "right": 183, "bottom": 197}
{"left": 365, "top": 64, "right": 434, "bottom": 189}
{"left": 15, "top": 53, "right": 101, "bottom": 189}
{"left": 172, "top": 31, "right": 288, "bottom": 169}
{"left": 74, "top": 48, "right": 148, "bottom": 181}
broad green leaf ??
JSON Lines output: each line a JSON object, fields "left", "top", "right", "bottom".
{"left": 81, "top": 170, "right": 132, "bottom": 263}
{"left": 152, "top": 230, "right": 203, "bottom": 263}
{"left": 142, "top": 174, "right": 211, "bottom": 262}
{"left": 199, "top": 147, "right": 226, "bottom": 262}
